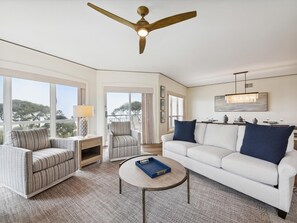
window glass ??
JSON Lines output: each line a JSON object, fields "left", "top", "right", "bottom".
{"left": 56, "top": 84, "right": 78, "bottom": 137}
{"left": 11, "top": 78, "right": 50, "bottom": 123}
{"left": 131, "top": 93, "right": 142, "bottom": 131}
{"left": 168, "top": 94, "right": 184, "bottom": 130}
{"left": 107, "top": 93, "right": 130, "bottom": 123}
{"left": 0, "top": 76, "right": 3, "bottom": 145}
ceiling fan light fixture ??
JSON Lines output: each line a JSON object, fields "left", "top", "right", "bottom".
{"left": 137, "top": 28, "right": 148, "bottom": 37}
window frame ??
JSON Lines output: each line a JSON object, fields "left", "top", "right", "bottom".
{"left": 167, "top": 92, "right": 185, "bottom": 132}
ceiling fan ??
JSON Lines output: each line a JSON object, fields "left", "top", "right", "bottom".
{"left": 87, "top": 2, "right": 197, "bottom": 54}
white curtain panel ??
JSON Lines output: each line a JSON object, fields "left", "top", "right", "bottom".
{"left": 141, "top": 93, "right": 154, "bottom": 144}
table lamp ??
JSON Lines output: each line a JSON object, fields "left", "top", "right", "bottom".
{"left": 73, "top": 105, "right": 94, "bottom": 137}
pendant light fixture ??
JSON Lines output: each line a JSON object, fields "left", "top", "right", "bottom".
{"left": 225, "top": 71, "right": 259, "bottom": 103}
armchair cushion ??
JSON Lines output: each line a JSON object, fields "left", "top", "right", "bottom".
{"left": 32, "top": 148, "right": 74, "bottom": 172}
{"left": 113, "top": 135, "right": 138, "bottom": 147}
{"left": 10, "top": 128, "right": 50, "bottom": 151}
{"left": 110, "top": 122, "right": 131, "bottom": 136}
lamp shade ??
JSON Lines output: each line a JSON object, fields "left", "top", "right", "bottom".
{"left": 73, "top": 105, "right": 94, "bottom": 118}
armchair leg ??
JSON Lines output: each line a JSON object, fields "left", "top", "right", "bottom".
{"left": 277, "top": 209, "right": 287, "bottom": 219}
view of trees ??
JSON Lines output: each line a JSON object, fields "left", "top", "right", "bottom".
{"left": 0, "top": 99, "right": 76, "bottom": 144}
{"left": 111, "top": 101, "right": 141, "bottom": 117}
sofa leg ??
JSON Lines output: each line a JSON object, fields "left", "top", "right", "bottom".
{"left": 277, "top": 209, "right": 287, "bottom": 219}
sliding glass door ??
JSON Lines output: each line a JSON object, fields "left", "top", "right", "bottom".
{"left": 105, "top": 92, "right": 142, "bottom": 142}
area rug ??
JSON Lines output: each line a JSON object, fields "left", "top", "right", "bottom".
{"left": 1, "top": 160, "right": 297, "bottom": 223}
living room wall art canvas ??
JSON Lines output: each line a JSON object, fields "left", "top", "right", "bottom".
{"left": 215, "top": 92, "right": 268, "bottom": 112}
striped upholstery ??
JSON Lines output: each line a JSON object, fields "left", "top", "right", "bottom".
{"left": 110, "top": 122, "right": 131, "bottom": 136}
{"left": 108, "top": 122, "right": 141, "bottom": 160}
{"left": 32, "top": 159, "right": 75, "bottom": 192}
{"left": 32, "top": 148, "right": 74, "bottom": 172}
{"left": 10, "top": 128, "right": 50, "bottom": 151}
{"left": 0, "top": 136, "right": 78, "bottom": 198}
{"left": 113, "top": 135, "right": 138, "bottom": 147}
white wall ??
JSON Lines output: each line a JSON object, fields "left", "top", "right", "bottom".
{"left": 159, "top": 75, "right": 187, "bottom": 139}
{"left": 0, "top": 40, "right": 98, "bottom": 134}
{"left": 188, "top": 75, "right": 297, "bottom": 125}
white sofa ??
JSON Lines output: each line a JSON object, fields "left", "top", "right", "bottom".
{"left": 161, "top": 123, "right": 297, "bottom": 219}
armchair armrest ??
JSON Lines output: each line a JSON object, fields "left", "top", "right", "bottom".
{"left": 131, "top": 129, "right": 141, "bottom": 146}
{"left": 0, "top": 145, "right": 33, "bottom": 195}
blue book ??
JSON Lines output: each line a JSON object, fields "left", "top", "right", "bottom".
{"left": 135, "top": 157, "right": 171, "bottom": 178}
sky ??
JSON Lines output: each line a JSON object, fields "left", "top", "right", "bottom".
{"left": 9, "top": 78, "right": 77, "bottom": 119}
{"left": 106, "top": 92, "right": 141, "bottom": 115}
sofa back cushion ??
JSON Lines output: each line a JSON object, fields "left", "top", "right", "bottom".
{"left": 110, "top": 122, "right": 131, "bottom": 136}
{"left": 204, "top": 124, "right": 238, "bottom": 151}
{"left": 10, "top": 128, "right": 50, "bottom": 151}
{"left": 194, "top": 123, "right": 207, "bottom": 144}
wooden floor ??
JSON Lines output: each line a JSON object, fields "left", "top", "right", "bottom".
{"left": 142, "top": 143, "right": 162, "bottom": 155}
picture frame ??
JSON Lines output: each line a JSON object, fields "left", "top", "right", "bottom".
{"left": 160, "top": 99, "right": 165, "bottom": 111}
{"left": 160, "top": 111, "right": 165, "bottom": 123}
{"left": 160, "top": 85, "right": 165, "bottom": 98}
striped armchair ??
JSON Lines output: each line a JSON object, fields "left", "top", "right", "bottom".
{"left": 0, "top": 128, "right": 78, "bottom": 198}
{"left": 108, "top": 121, "right": 141, "bottom": 161}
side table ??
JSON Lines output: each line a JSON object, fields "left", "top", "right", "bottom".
{"left": 70, "top": 136, "right": 103, "bottom": 169}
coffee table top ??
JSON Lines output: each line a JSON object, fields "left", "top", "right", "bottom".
{"left": 119, "top": 155, "right": 186, "bottom": 190}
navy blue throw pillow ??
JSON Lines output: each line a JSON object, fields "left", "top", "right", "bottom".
{"left": 240, "top": 122, "right": 295, "bottom": 164}
{"left": 173, "top": 120, "right": 196, "bottom": 143}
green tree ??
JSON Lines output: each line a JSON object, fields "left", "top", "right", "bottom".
{"left": 111, "top": 101, "right": 141, "bottom": 116}
{"left": 0, "top": 100, "right": 76, "bottom": 142}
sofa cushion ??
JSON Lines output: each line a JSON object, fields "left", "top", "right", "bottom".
{"left": 173, "top": 120, "right": 196, "bottom": 143}
{"left": 10, "top": 128, "right": 50, "bottom": 151}
{"left": 222, "top": 153, "right": 278, "bottom": 186}
{"left": 194, "top": 123, "right": 207, "bottom": 144}
{"left": 164, "top": 141, "right": 197, "bottom": 156}
{"left": 113, "top": 135, "right": 138, "bottom": 147}
{"left": 33, "top": 148, "right": 74, "bottom": 172}
{"left": 187, "top": 145, "right": 234, "bottom": 168}
{"left": 204, "top": 124, "right": 238, "bottom": 151}
{"left": 240, "top": 122, "right": 295, "bottom": 164}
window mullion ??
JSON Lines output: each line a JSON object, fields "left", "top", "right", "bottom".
{"left": 50, "top": 84, "right": 56, "bottom": 137}
{"left": 3, "top": 77, "right": 11, "bottom": 143}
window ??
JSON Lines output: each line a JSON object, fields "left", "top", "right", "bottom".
{"left": 56, "top": 84, "right": 77, "bottom": 137}
{"left": 12, "top": 78, "right": 50, "bottom": 130}
{"left": 0, "top": 77, "right": 3, "bottom": 144}
{"left": 168, "top": 94, "right": 184, "bottom": 130}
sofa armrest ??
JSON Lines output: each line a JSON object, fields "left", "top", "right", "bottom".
{"left": 50, "top": 138, "right": 78, "bottom": 170}
{"left": 0, "top": 145, "right": 33, "bottom": 195}
{"left": 131, "top": 129, "right": 141, "bottom": 146}
{"left": 161, "top": 133, "right": 174, "bottom": 143}
{"left": 278, "top": 150, "right": 297, "bottom": 212}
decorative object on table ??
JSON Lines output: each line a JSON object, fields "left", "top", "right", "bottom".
{"left": 237, "top": 116, "right": 243, "bottom": 122}
{"left": 252, "top": 118, "right": 258, "bottom": 124}
{"left": 160, "top": 99, "right": 165, "bottom": 111}
{"left": 223, "top": 114, "right": 229, "bottom": 124}
{"left": 215, "top": 93, "right": 268, "bottom": 112}
{"left": 87, "top": 3, "right": 197, "bottom": 54}
{"left": 135, "top": 157, "right": 171, "bottom": 178}
{"left": 73, "top": 105, "right": 94, "bottom": 137}
{"left": 225, "top": 71, "right": 259, "bottom": 104}
{"left": 263, "top": 120, "right": 279, "bottom": 125}
{"left": 160, "top": 85, "right": 165, "bottom": 98}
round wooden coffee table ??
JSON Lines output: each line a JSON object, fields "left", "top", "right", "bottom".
{"left": 119, "top": 154, "right": 190, "bottom": 223}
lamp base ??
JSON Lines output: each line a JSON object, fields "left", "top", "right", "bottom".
{"left": 79, "top": 117, "right": 88, "bottom": 137}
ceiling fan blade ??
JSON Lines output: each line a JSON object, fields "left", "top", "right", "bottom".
{"left": 87, "top": 2, "right": 136, "bottom": 30}
{"left": 148, "top": 11, "right": 197, "bottom": 32}
{"left": 139, "top": 37, "right": 146, "bottom": 54}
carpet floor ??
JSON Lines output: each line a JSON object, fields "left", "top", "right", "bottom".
{"left": 1, "top": 160, "right": 297, "bottom": 223}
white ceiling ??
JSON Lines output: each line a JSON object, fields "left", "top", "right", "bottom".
{"left": 1, "top": 0, "right": 297, "bottom": 87}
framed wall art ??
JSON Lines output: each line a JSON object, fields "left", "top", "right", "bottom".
{"left": 160, "top": 99, "right": 165, "bottom": 111}
{"left": 160, "top": 85, "right": 165, "bottom": 98}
